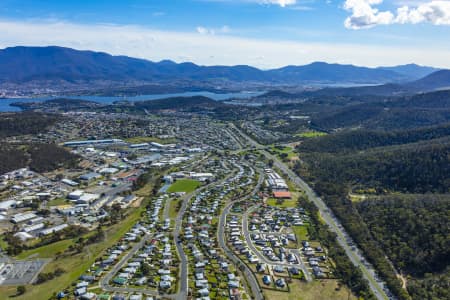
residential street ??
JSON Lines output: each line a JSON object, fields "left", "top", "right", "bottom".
{"left": 229, "top": 123, "right": 391, "bottom": 300}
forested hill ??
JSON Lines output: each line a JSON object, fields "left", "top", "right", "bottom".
{"left": 0, "top": 112, "right": 79, "bottom": 174}
{"left": 0, "top": 112, "right": 61, "bottom": 137}
{"left": 0, "top": 143, "right": 80, "bottom": 175}
{"left": 357, "top": 195, "right": 450, "bottom": 300}
{"left": 357, "top": 194, "right": 450, "bottom": 277}
{"left": 297, "top": 123, "right": 450, "bottom": 153}
{"left": 298, "top": 138, "right": 450, "bottom": 194}
{"left": 133, "top": 96, "right": 224, "bottom": 111}
{"left": 311, "top": 90, "right": 450, "bottom": 130}
{"left": 295, "top": 121, "right": 450, "bottom": 300}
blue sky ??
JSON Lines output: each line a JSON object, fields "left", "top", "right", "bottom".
{"left": 0, "top": 0, "right": 449, "bottom": 68}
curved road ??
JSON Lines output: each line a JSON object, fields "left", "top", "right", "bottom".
{"left": 217, "top": 169, "right": 265, "bottom": 300}
{"left": 229, "top": 123, "right": 391, "bottom": 300}
{"left": 242, "top": 205, "right": 312, "bottom": 282}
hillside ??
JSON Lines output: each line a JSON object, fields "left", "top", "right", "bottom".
{"left": 407, "top": 69, "right": 450, "bottom": 91}
{"left": 294, "top": 124, "right": 450, "bottom": 300}
{"left": 310, "top": 90, "right": 450, "bottom": 130}
{"left": 297, "top": 123, "right": 450, "bottom": 153}
{"left": 378, "top": 64, "right": 438, "bottom": 79}
{"left": 0, "top": 112, "right": 62, "bottom": 137}
{"left": 267, "top": 62, "right": 408, "bottom": 83}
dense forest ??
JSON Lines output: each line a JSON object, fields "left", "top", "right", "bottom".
{"left": 311, "top": 90, "right": 450, "bottom": 130}
{"left": 357, "top": 195, "right": 449, "bottom": 277}
{"left": 298, "top": 139, "right": 450, "bottom": 193}
{"left": 0, "top": 143, "right": 80, "bottom": 174}
{"left": 0, "top": 143, "right": 28, "bottom": 174}
{"left": 297, "top": 123, "right": 450, "bottom": 153}
{"left": 0, "top": 112, "right": 61, "bottom": 137}
{"left": 294, "top": 124, "right": 450, "bottom": 300}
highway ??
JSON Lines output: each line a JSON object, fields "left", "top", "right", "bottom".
{"left": 229, "top": 123, "right": 392, "bottom": 300}
{"left": 217, "top": 169, "right": 265, "bottom": 300}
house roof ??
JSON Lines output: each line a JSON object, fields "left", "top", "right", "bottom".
{"left": 273, "top": 191, "right": 292, "bottom": 198}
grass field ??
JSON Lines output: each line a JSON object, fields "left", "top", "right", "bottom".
{"left": 47, "top": 198, "right": 69, "bottom": 207}
{"left": 263, "top": 279, "right": 356, "bottom": 300}
{"left": 168, "top": 198, "right": 181, "bottom": 219}
{"left": 124, "top": 136, "right": 177, "bottom": 144}
{"left": 0, "top": 236, "right": 8, "bottom": 251}
{"left": 16, "top": 239, "right": 73, "bottom": 260}
{"left": 296, "top": 131, "right": 328, "bottom": 138}
{"left": 266, "top": 198, "right": 297, "bottom": 208}
{"left": 167, "top": 179, "right": 201, "bottom": 193}
{"left": 293, "top": 225, "right": 309, "bottom": 241}
{"left": 271, "top": 145, "right": 293, "bottom": 153}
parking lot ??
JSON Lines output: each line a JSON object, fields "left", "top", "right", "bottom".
{"left": 0, "top": 258, "right": 48, "bottom": 285}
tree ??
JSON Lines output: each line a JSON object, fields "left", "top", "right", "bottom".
{"left": 141, "top": 263, "right": 151, "bottom": 276}
{"left": 16, "top": 285, "right": 26, "bottom": 295}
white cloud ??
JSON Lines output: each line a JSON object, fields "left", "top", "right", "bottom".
{"left": 0, "top": 18, "right": 449, "bottom": 68}
{"left": 344, "top": 0, "right": 450, "bottom": 29}
{"left": 203, "top": 0, "right": 298, "bottom": 7}
{"left": 396, "top": 1, "right": 450, "bottom": 25}
{"left": 261, "top": 0, "right": 297, "bottom": 7}
{"left": 196, "top": 25, "right": 230, "bottom": 35}
{"left": 344, "top": 0, "right": 394, "bottom": 29}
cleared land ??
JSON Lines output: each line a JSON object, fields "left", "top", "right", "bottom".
{"left": 263, "top": 279, "right": 356, "bottom": 300}
{"left": 266, "top": 198, "right": 297, "bottom": 208}
{"left": 295, "top": 131, "right": 328, "bottom": 138}
{"left": 293, "top": 225, "right": 309, "bottom": 241}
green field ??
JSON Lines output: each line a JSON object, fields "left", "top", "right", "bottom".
{"left": 270, "top": 145, "right": 297, "bottom": 160}
{"left": 263, "top": 279, "right": 356, "bottom": 300}
{"left": 293, "top": 225, "right": 309, "bottom": 241}
{"left": 168, "top": 198, "right": 181, "bottom": 219}
{"left": 266, "top": 198, "right": 297, "bottom": 208}
{"left": 16, "top": 239, "right": 73, "bottom": 260}
{"left": 295, "top": 131, "right": 328, "bottom": 138}
{"left": 167, "top": 179, "right": 201, "bottom": 193}
{"left": 271, "top": 145, "right": 293, "bottom": 153}
{"left": 0, "top": 236, "right": 8, "bottom": 251}
{"left": 47, "top": 198, "right": 69, "bottom": 207}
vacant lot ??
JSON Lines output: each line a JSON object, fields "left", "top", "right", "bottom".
{"left": 266, "top": 198, "right": 297, "bottom": 208}
{"left": 293, "top": 225, "right": 309, "bottom": 241}
{"left": 264, "top": 279, "right": 356, "bottom": 300}
{"left": 296, "top": 131, "right": 328, "bottom": 138}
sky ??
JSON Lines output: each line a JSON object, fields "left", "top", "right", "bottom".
{"left": 0, "top": 0, "right": 449, "bottom": 68}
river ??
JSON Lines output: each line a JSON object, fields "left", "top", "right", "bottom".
{"left": 0, "top": 91, "right": 264, "bottom": 112}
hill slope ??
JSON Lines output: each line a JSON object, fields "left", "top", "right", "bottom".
{"left": 407, "top": 69, "right": 450, "bottom": 91}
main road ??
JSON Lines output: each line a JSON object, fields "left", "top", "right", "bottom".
{"left": 229, "top": 123, "right": 392, "bottom": 300}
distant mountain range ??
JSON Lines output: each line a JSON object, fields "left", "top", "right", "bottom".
{"left": 0, "top": 46, "right": 442, "bottom": 86}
